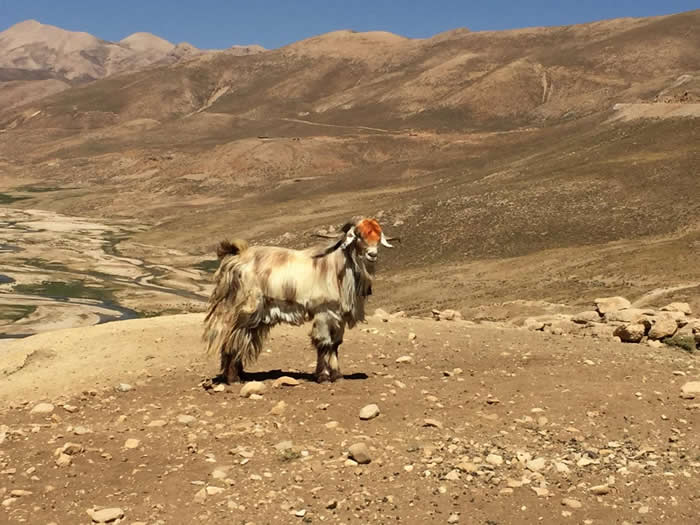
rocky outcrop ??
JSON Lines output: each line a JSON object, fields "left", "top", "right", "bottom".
{"left": 523, "top": 298, "right": 698, "bottom": 352}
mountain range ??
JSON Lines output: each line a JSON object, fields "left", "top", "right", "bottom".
{"left": 0, "top": 19, "right": 264, "bottom": 108}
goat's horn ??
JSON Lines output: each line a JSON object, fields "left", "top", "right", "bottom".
{"left": 380, "top": 232, "right": 396, "bottom": 248}
{"left": 312, "top": 232, "right": 342, "bottom": 239}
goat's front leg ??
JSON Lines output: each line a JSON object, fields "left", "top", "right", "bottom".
{"left": 311, "top": 313, "right": 345, "bottom": 383}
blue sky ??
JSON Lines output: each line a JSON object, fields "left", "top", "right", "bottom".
{"left": 1, "top": 0, "right": 697, "bottom": 49}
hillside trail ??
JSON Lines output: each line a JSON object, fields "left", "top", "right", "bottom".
{"left": 632, "top": 283, "right": 700, "bottom": 308}
{"left": 0, "top": 313, "right": 698, "bottom": 524}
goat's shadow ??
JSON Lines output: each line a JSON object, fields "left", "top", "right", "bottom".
{"left": 211, "top": 369, "right": 368, "bottom": 384}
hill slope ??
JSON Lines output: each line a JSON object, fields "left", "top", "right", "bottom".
{"left": 0, "top": 10, "right": 698, "bottom": 315}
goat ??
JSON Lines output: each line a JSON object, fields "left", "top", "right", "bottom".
{"left": 202, "top": 218, "right": 399, "bottom": 383}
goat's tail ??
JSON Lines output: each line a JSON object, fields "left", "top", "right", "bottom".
{"left": 202, "top": 249, "right": 266, "bottom": 368}
{"left": 216, "top": 239, "right": 249, "bottom": 260}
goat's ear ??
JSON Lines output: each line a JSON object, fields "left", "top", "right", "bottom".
{"left": 341, "top": 226, "right": 357, "bottom": 249}
{"left": 340, "top": 222, "right": 354, "bottom": 234}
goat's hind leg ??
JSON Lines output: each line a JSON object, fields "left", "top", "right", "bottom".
{"left": 220, "top": 351, "right": 244, "bottom": 383}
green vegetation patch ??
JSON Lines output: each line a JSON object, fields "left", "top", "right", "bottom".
{"left": 14, "top": 280, "right": 117, "bottom": 302}
{"left": 194, "top": 259, "right": 220, "bottom": 273}
{"left": 0, "top": 193, "right": 31, "bottom": 204}
{"left": 663, "top": 333, "right": 698, "bottom": 354}
{"left": 0, "top": 304, "right": 37, "bottom": 322}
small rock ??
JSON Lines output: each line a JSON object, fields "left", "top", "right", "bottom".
{"left": 486, "top": 454, "right": 503, "bottom": 466}
{"left": 115, "top": 383, "right": 133, "bottom": 392}
{"left": 61, "top": 442, "right": 84, "bottom": 455}
{"left": 348, "top": 443, "right": 371, "bottom": 464}
{"left": 274, "top": 440, "right": 294, "bottom": 452}
{"left": 272, "top": 376, "right": 300, "bottom": 388}
{"left": 444, "top": 469, "right": 461, "bottom": 481}
{"left": 73, "top": 426, "right": 91, "bottom": 435}
{"left": 87, "top": 507, "right": 124, "bottom": 523}
{"left": 554, "top": 461, "right": 570, "bottom": 473}
{"left": 396, "top": 355, "right": 414, "bottom": 364}
{"left": 206, "top": 486, "right": 224, "bottom": 495}
{"left": 423, "top": 418, "right": 443, "bottom": 429}
{"left": 532, "top": 487, "right": 549, "bottom": 497}
{"left": 55, "top": 453, "right": 72, "bottom": 467}
{"left": 562, "top": 498, "right": 582, "bottom": 509}
{"left": 589, "top": 484, "right": 611, "bottom": 495}
{"left": 359, "top": 404, "right": 380, "bottom": 420}
{"left": 30, "top": 403, "right": 54, "bottom": 415}
{"left": 211, "top": 469, "right": 228, "bottom": 479}
{"left": 194, "top": 488, "right": 207, "bottom": 503}
{"left": 240, "top": 381, "right": 266, "bottom": 397}
{"left": 270, "top": 400, "right": 287, "bottom": 415}
{"left": 10, "top": 490, "right": 32, "bottom": 497}
{"left": 457, "top": 462, "right": 477, "bottom": 473}
{"left": 680, "top": 381, "right": 700, "bottom": 398}
{"left": 212, "top": 384, "right": 226, "bottom": 392}
{"left": 148, "top": 419, "right": 168, "bottom": 427}
{"left": 408, "top": 332, "right": 417, "bottom": 342}
{"left": 63, "top": 404, "right": 78, "bottom": 413}
{"left": 295, "top": 509, "right": 307, "bottom": 517}
{"left": 177, "top": 414, "right": 197, "bottom": 425}
{"left": 124, "top": 438, "right": 140, "bottom": 449}
{"left": 526, "top": 457, "right": 547, "bottom": 471}
{"left": 447, "top": 513, "right": 460, "bottom": 523}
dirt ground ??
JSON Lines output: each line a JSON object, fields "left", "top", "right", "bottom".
{"left": 1, "top": 313, "right": 698, "bottom": 524}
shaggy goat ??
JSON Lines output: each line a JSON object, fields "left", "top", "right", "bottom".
{"left": 203, "top": 218, "right": 398, "bottom": 383}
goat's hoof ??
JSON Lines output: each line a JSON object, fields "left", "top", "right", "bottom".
{"left": 330, "top": 371, "right": 343, "bottom": 382}
{"left": 316, "top": 372, "right": 331, "bottom": 384}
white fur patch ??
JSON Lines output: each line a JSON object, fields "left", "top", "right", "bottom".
{"left": 262, "top": 300, "right": 306, "bottom": 326}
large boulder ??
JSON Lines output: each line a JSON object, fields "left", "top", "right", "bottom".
{"left": 604, "top": 308, "right": 655, "bottom": 324}
{"left": 524, "top": 318, "right": 545, "bottom": 331}
{"left": 648, "top": 314, "right": 679, "bottom": 340}
{"left": 572, "top": 311, "right": 602, "bottom": 324}
{"left": 581, "top": 323, "right": 616, "bottom": 339}
{"left": 613, "top": 323, "right": 646, "bottom": 343}
{"left": 661, "top": 302, "right": 692, "bottom": 315}
{"left": 595, "top": 297, "right": 631, "bottom": 315}
{"left": 546, "top": 319, "right": 583, "bottom": 336}
{"left": 432, "top": 309, "right": 463, "bottom": 321}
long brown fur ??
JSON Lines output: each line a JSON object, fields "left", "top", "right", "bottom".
{"left": 202, "top": 218, "right": 393, "bottom": 383}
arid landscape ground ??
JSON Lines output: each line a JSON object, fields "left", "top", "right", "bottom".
{"left": 1, "top": 9, "right": 699, "bottom": 524}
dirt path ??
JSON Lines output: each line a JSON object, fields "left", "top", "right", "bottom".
{"left": 279, "top": 117, "right": 393, "bottom": 133}
{"left": 632, "top": 283, "right": 700, "bottom": 308}
{"left": 1, "top": 313, "right": 698, "bottom": 524}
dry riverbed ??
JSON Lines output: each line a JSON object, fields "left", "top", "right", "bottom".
{"left": 0, "top": 208, "right": 213, "bottom": 338}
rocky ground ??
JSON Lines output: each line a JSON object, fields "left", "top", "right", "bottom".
{"left": 1, "top": 312, "right": 698, "bottom": 524}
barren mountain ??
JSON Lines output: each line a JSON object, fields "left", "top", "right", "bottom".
{"left": 0, "top": 20, "right": 265, "bottom": 110}
{"left": 0, "top": 10, "right": 698, "bottom": 315}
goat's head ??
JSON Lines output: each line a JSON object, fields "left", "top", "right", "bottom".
{"left": 314, "top": 218, "right": 399, "bottom": 262}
